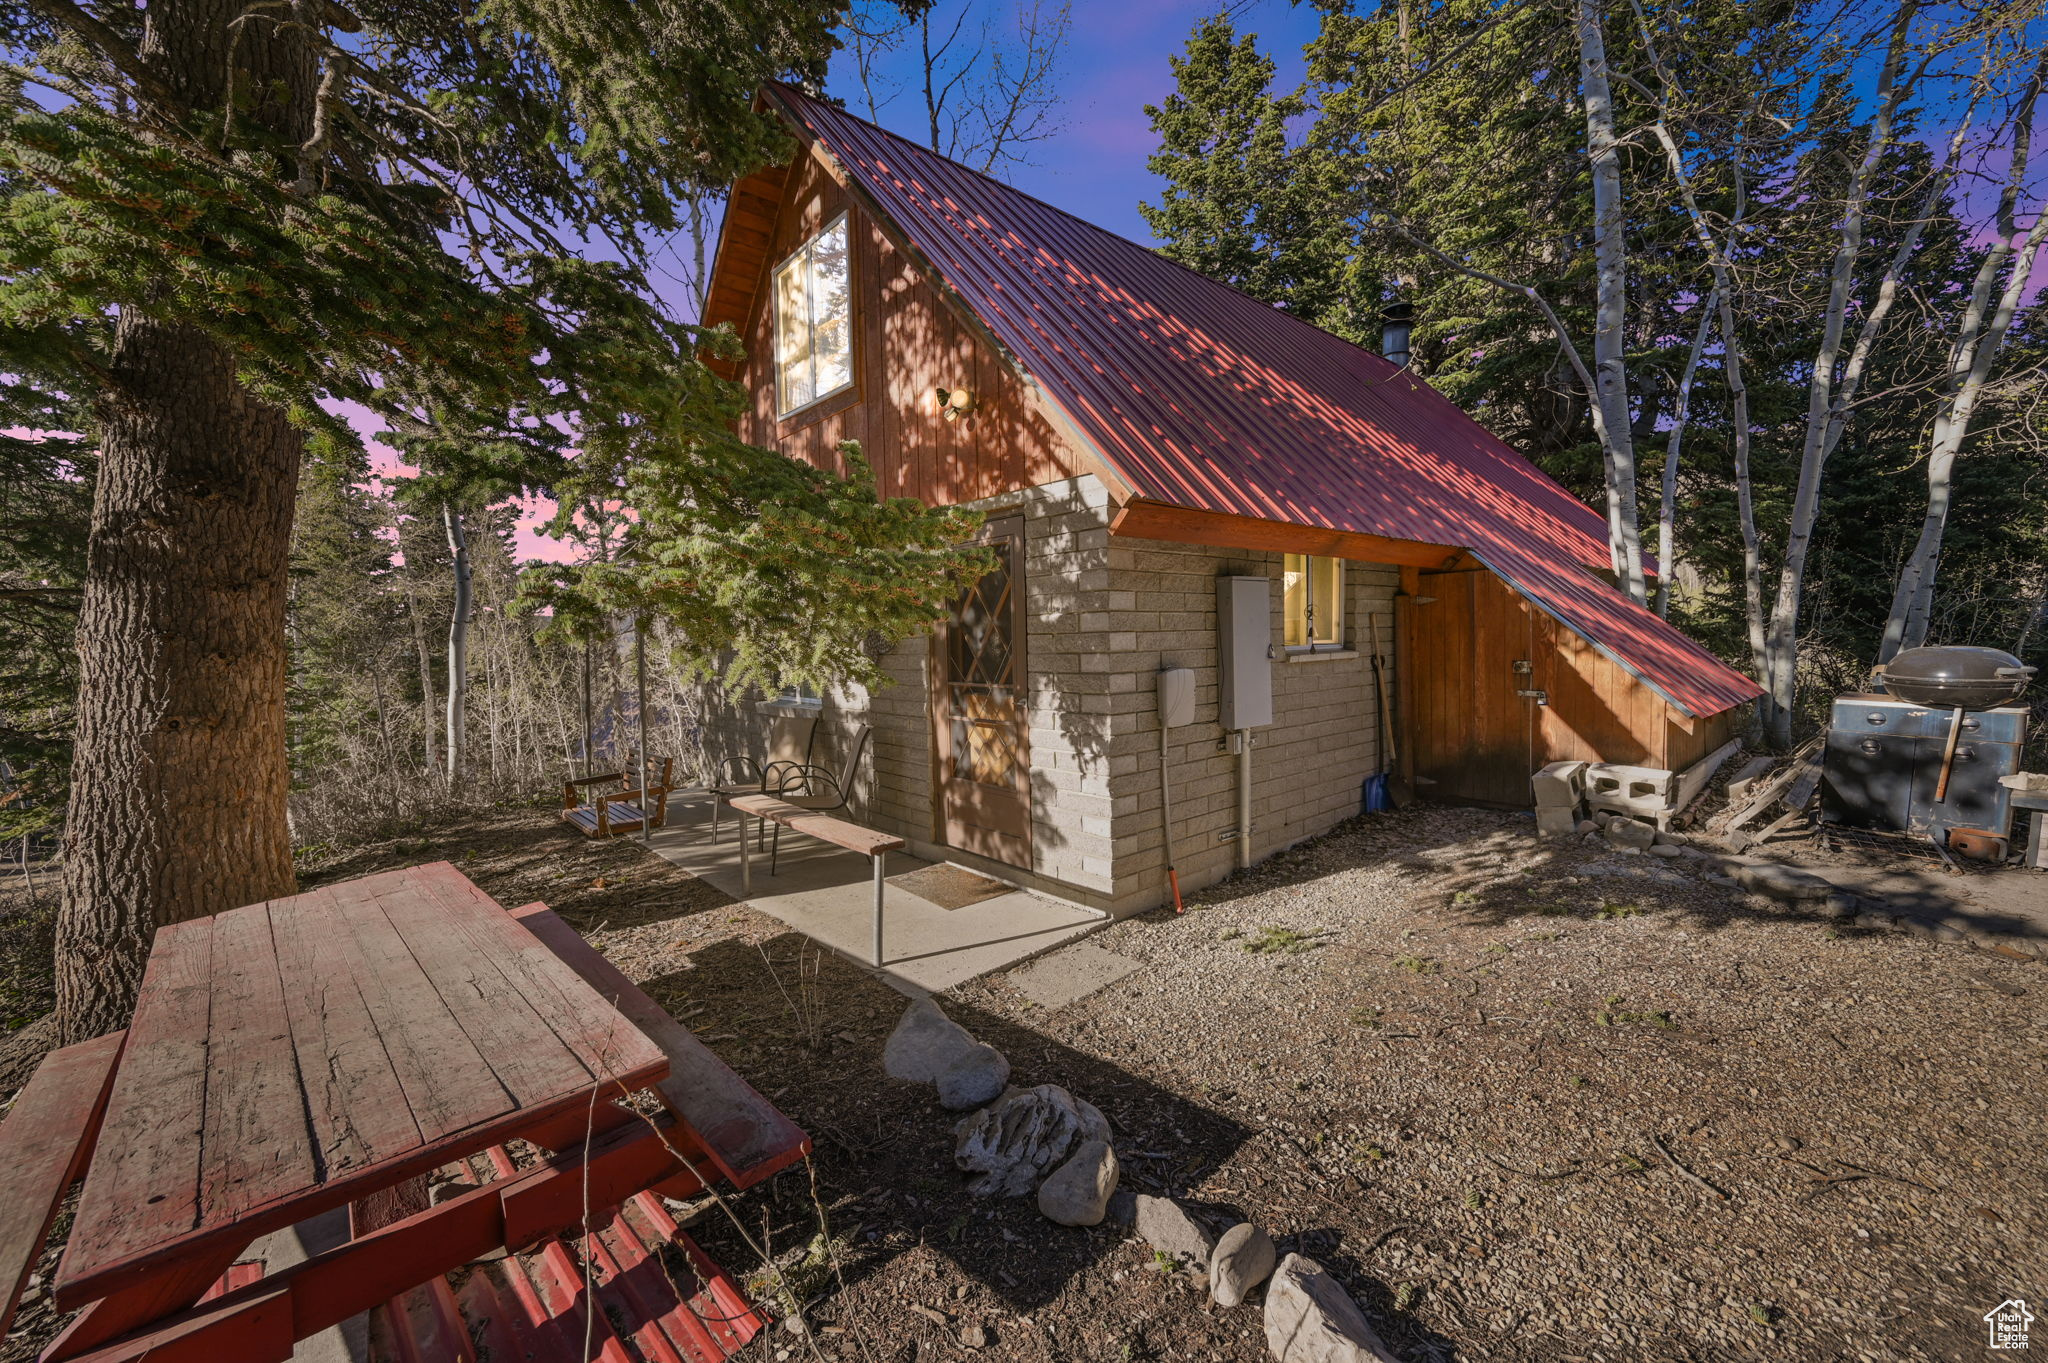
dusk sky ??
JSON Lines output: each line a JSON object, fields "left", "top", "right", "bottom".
{"left": 386, "top": 1, "right": 2037, "bottom": 562}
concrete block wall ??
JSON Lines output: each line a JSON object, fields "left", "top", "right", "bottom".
{"left": 686, "top": 475, "right": 1119, "bottom": 905}
{"left": 685, "top": 473, "right": 1396, "bottom": 918}
{"left": 1099, "top": 542, "right": 1398, "bottom": 916}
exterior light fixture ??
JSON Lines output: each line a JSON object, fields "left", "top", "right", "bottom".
{"left": 934, "top": 386, "right": 977, "bottom": 421}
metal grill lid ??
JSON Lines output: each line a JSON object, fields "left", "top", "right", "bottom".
{"left": 1878, "top": 645, "right": 2033, "bottom": 709}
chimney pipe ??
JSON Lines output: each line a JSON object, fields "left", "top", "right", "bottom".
{"left": 1380, "top": 301, "right": 1414, "bottom": 370}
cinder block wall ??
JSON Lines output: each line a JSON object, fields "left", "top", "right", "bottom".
{"left": 687, "top": 473, "right": 1395, "bottom": 918}
{"left": 688, "top": 475, "right": 1120, "bottom": 905}
{"left": 1099, "top": 543, "right": 1398, "bottom": 915}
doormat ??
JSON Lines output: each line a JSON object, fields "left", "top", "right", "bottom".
{"left": 888, "top": 864, "right": 1013, "bottom": 911}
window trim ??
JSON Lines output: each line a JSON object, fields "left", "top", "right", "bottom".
{"left": 773, "top": 212, "right": 855, "bottom": 419}
{"left": 1282, "top": 553, "right": 1346, "bottom": 653}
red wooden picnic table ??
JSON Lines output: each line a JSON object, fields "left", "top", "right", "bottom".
{"left": 0, "top": 862, "right": 809, "bottom": 1363}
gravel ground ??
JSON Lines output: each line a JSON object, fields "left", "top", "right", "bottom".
{"left": 3, "top": 801, "right": 2041, "bottom": 1363}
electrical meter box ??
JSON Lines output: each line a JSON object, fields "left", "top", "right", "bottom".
{"left": 1216, "top": 576, "right": 1273, "bottom": 729}
{"left": 1157, "top": 667, "right": 1196, "bottom": 729}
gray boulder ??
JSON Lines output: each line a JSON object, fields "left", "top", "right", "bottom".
{"left": 884, "top": 995, "right": 986, "bottom": 1083}
{"left": 1134, "top": 1195, "right": 1214, "bottom": 1269}
{"left": 936, "top": 1043, "right": 1010, "bottom": 1111}
{"left": 1264, "top": 1254, "right": 1402, "bottom": 1363}
{"left": 1732, "top": 861, "right": 1836, "bottom": 902}
{"left": 1603, "top": 817, "right": 1656, "bottom": 852}
{"left": 953, "top": 1084, "right": 1084, "bottom": 1196}
{"left": 1210, "top": 1222, "right": 1277, "bottom": 1308}
{"left": 1038, "top": 1139, "right": 1118, "bottom": 1226}
{"left": 1075, "top": 1096, "right": 1112, "bottom": 1145}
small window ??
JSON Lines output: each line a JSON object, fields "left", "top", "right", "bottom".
{"left": 773, "top": 682, "right": 821, "bottom": 708}
{"left": 1283, "top": 554, "right": 1343, "bottom": 649}
{"left": 774, "top": 214, "right": 853, "bottom": 415}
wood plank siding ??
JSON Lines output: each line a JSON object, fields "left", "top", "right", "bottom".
{"left": 707, "top": 152, "right": 1081, "bottom": 504}
{"left": 1400, "top": 566, "right": 1741, "bottom": 802}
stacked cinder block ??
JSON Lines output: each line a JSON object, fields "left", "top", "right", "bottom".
{"left": 1531, "top": 760, "right": 1586, "bottom": 837}
{"left": 1583, "top": 764, "right": 1677, "bottom": 828}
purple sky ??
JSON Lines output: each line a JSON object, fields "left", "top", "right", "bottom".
{"left": 826, "top": 0, "right": 1319, "bottom": 243}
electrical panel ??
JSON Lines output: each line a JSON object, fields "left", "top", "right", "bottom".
{"left": 1216, "top": 576, "right": 1273, "bottom": 730}
{"left": 1157, "top": 667, "right": 1196, "bottom": 729}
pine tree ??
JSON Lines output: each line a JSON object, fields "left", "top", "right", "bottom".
{"left": 1, "top": 0, "right": 986, "bottom": 1038}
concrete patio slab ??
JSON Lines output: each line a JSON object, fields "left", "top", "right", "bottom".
{"left": 1002, "top": 940, "right": 1145, "bottom": 1010}
{"left": 646, "top": 791, "right": 1103, "bottom": 995}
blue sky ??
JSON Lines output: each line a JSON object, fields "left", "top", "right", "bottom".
{"left": 821, "top": 0, "right": 1321, "bottom": 244}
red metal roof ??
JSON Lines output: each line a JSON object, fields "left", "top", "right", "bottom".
{"left": 762, "top": 85, "right": 1763, "bottom": 719}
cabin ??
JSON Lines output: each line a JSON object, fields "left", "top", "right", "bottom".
{"left": 689, "top": 83, "right": 1763, "bottom": 918}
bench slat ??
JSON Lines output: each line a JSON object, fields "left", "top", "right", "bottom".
{"left": 509, "top": 905, "right": 810, "bottom": 1190}
{"left": 724, "top": 797, "right": 906, "bottom": 858}
{"left": 0, "top": 1029, "right": 126, "bottom": 1340}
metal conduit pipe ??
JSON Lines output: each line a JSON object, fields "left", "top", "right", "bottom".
{"left": 1237, "top": 732, "right": 1253, "bottom": 871}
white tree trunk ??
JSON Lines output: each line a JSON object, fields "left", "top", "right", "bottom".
{"left": 1576, "top": 0, "right": 1646, "bottom": 603}
{"left": 1879, "top": 52, "right": 2048, "bottom": 661}
{"left": 443, "top": 503, "right": 472, "bottom": 787}
{"left": 1655, "top": 296, "right": 1715, "bottom": 619}
{"left": 1760, "top": 5, "right": 1916, "bottom": 747}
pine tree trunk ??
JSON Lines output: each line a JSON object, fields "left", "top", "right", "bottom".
{"left": 56, "top": 316, "right": 302, "bottom": 1041}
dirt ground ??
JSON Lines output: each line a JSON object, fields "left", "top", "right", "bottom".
{"left": 3, "top": 799, "right": 2043, "bottom": 1363}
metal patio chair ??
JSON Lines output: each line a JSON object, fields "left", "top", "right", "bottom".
{"left": 766, "top": 724, "right": 873, "bottom": 874}
{"left": 709, "top": 712, "right": 818, "bottom": 847}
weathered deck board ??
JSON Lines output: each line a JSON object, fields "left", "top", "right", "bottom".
{"left": 408, "top": 866, "right": 667, "bottom": 1086}
{"left": 334, "top": 873, "right": 515, "bottom": 1144}
{"left": 61, "top": 920, "right": 216, "bottom": 1290}
{"left": 373, "top": 869, "right": 590, "bottom": 1107}
{"left": 197, "top": 906, "right": 317, "bottom": 1225}
{"left": 268, "top": 885, "right": 423, "bottom": 1178}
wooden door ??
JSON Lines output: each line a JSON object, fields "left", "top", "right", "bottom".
{"left": 1401, "top": 569, "right": 1538, "bottom": 806}
{"left": 931, "top": 517, "right": 1031, "bottom": 866}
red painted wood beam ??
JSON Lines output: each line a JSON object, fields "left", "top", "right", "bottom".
{"left": 47, "top": 1119, "right": 705, "bottom": 1363}
{"left": 1110, "top": 499, "right": 1462, "bottom": 569}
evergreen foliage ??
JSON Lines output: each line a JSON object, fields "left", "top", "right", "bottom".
{"left": 1, "top": 0, "right": 991, "bottom": 809}
{"left": 1143, "top": 2, "right": 2048, "bottom": 726}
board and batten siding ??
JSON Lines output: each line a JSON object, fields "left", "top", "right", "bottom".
{"left": 1398, "top": 565, "right": 1743, "bottom": 804}
{"left": 721, "top": 151, "right": 1081, "bottom": 505}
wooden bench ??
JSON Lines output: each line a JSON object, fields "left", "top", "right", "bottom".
{"left": 510, "top": 903, "right": 810, "bottom": 1189}
{"left": 725, "top": 794, "right": 906, "bottom": 966}
{"left": 0, "top": 1030, "right": 125, "bottom": 1342}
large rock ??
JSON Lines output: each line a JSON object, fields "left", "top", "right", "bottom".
{"left": 1134, "top": 1195, "right": 1214, "bottom": 1269}
{"left": 1038, "top": 1139, "right": 1118, "bottom": 1226}
{"left": 936, "top": 1043, "right": 1010, "bottom": 1111}
{"left": 1264, "top": 1254, "right": 1402, "bottom": 1363}
{"left": 1210, "top": 1222, "right": 1277, "bottom": 1307}
{"left": 884, "top": 995, "right": 986, "bottom": 1083}
{"left": 1075, "top": 1096, "right": 1112, "bottom": 1146}
{"left": 1603, "top": 817, "right": 1656, "bottom": 852}
{"left": 954, "top": 1085, "right": 1085, "bottom": 1196}
{"left": 1732, "top": 861, "right": 1836, "bottom": 902}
